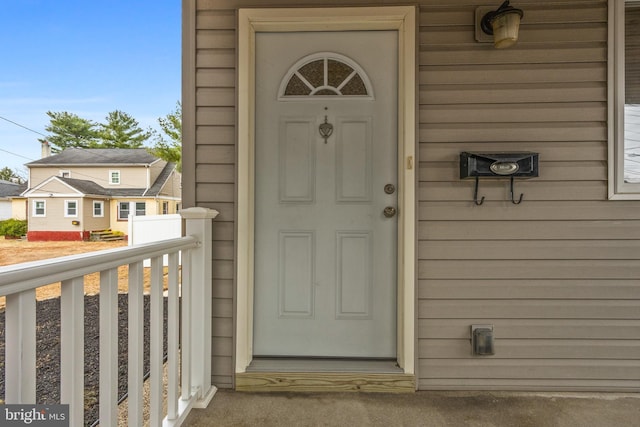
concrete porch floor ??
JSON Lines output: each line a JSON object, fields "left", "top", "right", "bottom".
{"left": 183, "top": 390, "right": 639, "bottom": 427}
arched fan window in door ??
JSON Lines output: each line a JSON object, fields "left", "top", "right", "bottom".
{"left": 278, "top": 52, "right": 374, "bottom": 100}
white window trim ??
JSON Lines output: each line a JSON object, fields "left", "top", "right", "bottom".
{"left": 135, "top": 202, "right": 146, "bottom": 216}
{"left": 93, "top": 200, "right": 104, "bottom": 217}
{"left": 109, "top": 170, "right": 121, "bottom": 185}
{"left": 64, "top": 200, "right": 78, "bottom": 217}
{"left": 117, "top": 201, "right": 146, "bottom": 220}
{"left": 33, "top": 200, "right": 46, "bottom": 217}
{"left": 117, "top": 201, "right": 130, "bottom": 220}
{"left": 609, "top": 0, "right": 640, "bottom": 198}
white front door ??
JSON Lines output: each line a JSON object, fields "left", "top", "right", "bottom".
{"left": 254, "top": 31, "right": 398, "bottom": 358}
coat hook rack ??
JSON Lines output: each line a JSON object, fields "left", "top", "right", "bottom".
{"left": 460, "top": 151, "right": 539, "bottom": 206}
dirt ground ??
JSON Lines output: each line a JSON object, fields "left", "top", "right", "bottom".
{"left": 0, "top": 237, "right": 165, "bottom": 308}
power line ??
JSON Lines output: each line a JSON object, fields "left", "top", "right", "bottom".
{"left": 0, "top": 115, "right": 48, "bottom": 138}
{"left": 0, "top": 114, "right": 165, "bottom": 178}
{"left": 0, "top": 147, "right": 34, "bottom": 161}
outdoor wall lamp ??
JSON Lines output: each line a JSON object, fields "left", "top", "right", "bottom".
{"left": 478, "top": 1, "right": 524, "bottom": 49}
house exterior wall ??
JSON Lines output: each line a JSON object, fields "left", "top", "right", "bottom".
{"left": 11, "top": 198, "right": 27, "bottom": 220}
{"left": 82, "top": 198, "right": 111, "bottom": 231}
{"left": 109, "top": 199, "right": 157, "bottom": 234}
{"left": 29, "top": 165, "right": 153, "bottom": 190}
{"left": 27, "top": 197, "right": 85, "bottom": 239}
{"left": 31, "top": 180, "right": 74, "bottom": 196}
{"left": 154, "top": 199, "right": 180, "bottom": 215}
{"left": 27, "top": 196, "right": 109, "bottom": 240}
{"left": 185, "top": 0, "right": 640, "bottom": 391}
{"left": 0, "top": 200, "right": 11, "bottom": 220}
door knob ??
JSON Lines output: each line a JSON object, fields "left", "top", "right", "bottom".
{"left": 383, "top": 206, "right": 397, "bottom": 218}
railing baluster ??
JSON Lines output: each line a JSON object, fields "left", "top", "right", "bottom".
{"left": 61, "top": 276, "right": 85, "bottom": 426}
{"left": 99, "top": 268, "right": 119, "bottom": 427}
{"left": 4, "top": 289, "right": 36, "bottom": 404}
{"left": 128, "top": 261, "right": 144, "bottom": 426}
{"left": 166, "top": 252, "right": 180, "bottom": 421}
{"left": 180, "top": 249, "right": 192, "bottom": 401}
{"left": 150, "top": 256, "right": 164, "bottom": 427}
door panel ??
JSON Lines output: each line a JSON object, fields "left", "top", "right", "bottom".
{"left": 254, "top": 31, "right": 398, "bottom": 357}
{"left": 279, "top": 118, "right": 316, "bottom": 203}
{"left": 279, "top": 231, "right": 315, "bottom": 318}
{"left": 336, "top": 117, "right": 372, "bottom": 202}
{"left": 336, "top": 231, "right": 372, "bottom": 319}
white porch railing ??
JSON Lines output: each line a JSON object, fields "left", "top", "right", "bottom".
{"left": 0, "top": 207, "right": 219, "bottom": 427}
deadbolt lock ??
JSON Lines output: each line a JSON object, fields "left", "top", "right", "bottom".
{"left": 384, "top": 184, "right": 396, "bottom": 194}
{"left": 383, "top": 206, "right": 397, "bottom": 218}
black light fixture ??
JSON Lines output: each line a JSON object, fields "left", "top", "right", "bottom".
{"left": 480, "top": 1, "right": 524, "bottom": 49}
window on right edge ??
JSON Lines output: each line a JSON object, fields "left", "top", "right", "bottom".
{"left": 611, "top": 0, "right": 640, "bottom": 197}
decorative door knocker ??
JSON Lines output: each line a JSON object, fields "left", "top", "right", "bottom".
{"left": 319, "top": 116, "right": 333, "bottom": 143}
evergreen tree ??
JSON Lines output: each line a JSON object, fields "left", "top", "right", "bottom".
{"left": 98, "top": 110, "right": 152, "bottom": 148}
{"left": 39, "top": 111, "right": 100, "bottom": 152}
{"left": 150, "top": 102, "right": 182, "bottom": 170}
{"left": 0, "top": 166, "right": 25, "bottom": 183}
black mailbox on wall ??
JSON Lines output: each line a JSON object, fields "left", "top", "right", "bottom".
{"left": 460, "top": 151, "right": 539, "bottom": 179}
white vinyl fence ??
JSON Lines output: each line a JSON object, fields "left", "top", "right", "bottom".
{"left": 129, "top": 214, "right": 182, "bottom": 266}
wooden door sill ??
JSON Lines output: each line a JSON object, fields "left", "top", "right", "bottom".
{"left": 237, "top": 358, "right": 415, "bottom": 393}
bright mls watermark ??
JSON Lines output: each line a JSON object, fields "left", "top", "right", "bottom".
{"left": 0, "top": 405, "right": 68, "bottom": 426}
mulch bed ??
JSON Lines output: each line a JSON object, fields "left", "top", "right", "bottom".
{"left": 0, "top": 294, "right": 168, "bottom": 426}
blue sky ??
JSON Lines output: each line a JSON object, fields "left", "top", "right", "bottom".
{"left": 0, "top": 0, "right": 181, "bottom": 175}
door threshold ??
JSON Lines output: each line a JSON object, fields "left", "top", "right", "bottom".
{"left": 237, "top": 358, "right": 415, "bottom": 393}
{"left": 247, "top": 357, "right": 403, "bottom": 373}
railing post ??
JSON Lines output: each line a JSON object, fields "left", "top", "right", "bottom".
{"left": 180, "top": 207, "right": 219, "bottom": 408}
{"left": 4, "top": 290, "right": 36, "bottom": 404}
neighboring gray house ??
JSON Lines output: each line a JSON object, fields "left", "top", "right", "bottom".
{"left": 0, "top": 179, "right": 27, "bottom": 220}
{"left": 182, "top": 0, "right": 639, "bottom": 393}
{"left": 23, "top": 148, "right": 181, "bottom": 241}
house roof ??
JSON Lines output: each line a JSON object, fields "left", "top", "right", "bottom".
{"left": 56, "top": 177, "right": 113, "bottom": 196}
{"left": 0, "top": 180, "right": 27, "bottom": 198}
{"left": 26, "top": 148, "right": 159, "bottom": 166}
{"left": 144, "top": 162, "right": 176, "bottom": 196}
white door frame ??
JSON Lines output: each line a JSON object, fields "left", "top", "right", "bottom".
{"left": 236, "top": 6, "right": 417, "bottom": 374}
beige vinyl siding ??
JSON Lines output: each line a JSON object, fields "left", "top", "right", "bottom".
{"left": 188, "top": 0, "right": 240, "bottom": 389}
{"left": 109, "top": 200, "right": 127, "bottom": 234}
{"left": 11, "top": 198, "right": 27, "bottom": 220}
{"left": 30, "top": 168, "right": 63, "bottom": 186}
{"left": 418, "top": 0, "right": 639, "bottom": 391}
{"left": 82, "top": 198, "right": 110, "bottom": 231}
{"left": 189, "top": 0, "right": 640, "bottom": 391}
{"left": 28, "top": 198, "right": 77, "bottom": 231}
{"left": 30, "top": 166, "right": 149, "bottom": 190}
{"left": 31, "top": 179, "right": 75, "bottom": 196}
